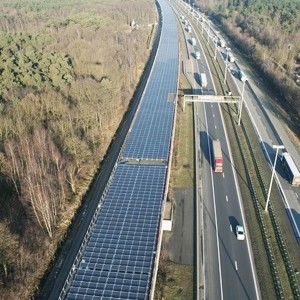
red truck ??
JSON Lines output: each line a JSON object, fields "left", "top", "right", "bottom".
{"left": 212, "top": 140, "right": 223, "bottom": 173}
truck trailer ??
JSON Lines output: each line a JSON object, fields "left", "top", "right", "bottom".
{"left": 281, "top": 152, "right": 300, "bottom": 186}
{"left": 228, "top": 52, "right": 235, "bottom": 63}
{"left": 212, "top": 140, "right": 223, "bottom": 173}
{"left": 200, "top": 73, "right": 207, "bottom": 88}
{"left": 191, "top": 37, "right": 196, "bottom": 45}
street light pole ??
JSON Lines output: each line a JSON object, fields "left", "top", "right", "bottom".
{"left": 264, "top": 145, "right": 285, "bottom": 211}
{"left": 207, "top": 21, "right": 210, "bottom": 44}
{"left": 223, "top": 48, "right": 230, "bottom": 84}
{"left": 238, "top": 79, "right": 246, "bottom": 125}
{"left": 223, "top": 61, "right": 228, "bottom": 84}
{"left": 214, "top": 41, "right": 217, "bottom": 60}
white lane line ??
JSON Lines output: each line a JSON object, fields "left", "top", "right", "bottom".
{"left": 215, "top": 125, "right": 217, "bottom": 129}
{"left": 235, "top": 261, "right": 238, "bottom": 271}
{"left": 226, "top": 195, "right": 228, "bottom": 202}
{"left": 204, "top": 103, "right": 224, "bottom": 300}
{"left": 230, "top": 224, "right": 232, "bottom": 232}
{"left": 222, "top": 173, "right": 225, "bottom": 178}
{"left": 213, "top": 114, "right": 215, "bottom": 117}
{"left": 295, "top": 193, "right": 299, "bottom": 199}
{"left": 218, "top": 93, "right": 261, "bottom": 298}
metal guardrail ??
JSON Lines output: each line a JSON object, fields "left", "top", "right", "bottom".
{"left": 194, "top": 14, "right": 300, "bottom": 297}
{"left": 241, "top": 122, "right": 300, "bottom": 299}
{"left": 229, "top": 112, "right": 285, "bottom": 298}
{"left": 190, "top": 15, "right": 286, "bottom": 297}
{"left": 173, "top": 2, "right": 300, "bottom": 298}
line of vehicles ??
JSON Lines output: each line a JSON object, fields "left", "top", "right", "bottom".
{"left": 212, "top": 140, "right": 300, "bottom": 186}
{"left": 181, "top": 12, "right": 300, "bottom": 187}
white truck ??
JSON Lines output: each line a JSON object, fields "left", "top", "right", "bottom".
{"left": 228, "top": 52, "right": 235, "bottom": 62}
{"left": 218, "top": 39, "right": 225, "bottom": 47}
{"left": 187, "top": 25, "right": 192, "bottom": 32}
{"left": 281, "top": 152, "right": 300, "bottom": 186}
{"left": 200, "top": 73, "right": 207, "bottom": 88}
{"left": 238, "top": 70, "right": 247, "bottom": 82}
{"left": 191, "top": 37, "right": 196, "bottom": 45}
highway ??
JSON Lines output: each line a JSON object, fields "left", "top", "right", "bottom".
{"left": 193, "top": 44, "right": 260, "bottom": 300}
{"left": 188, "top": 0, "right": 300, "bottom": 241}
{"left": 232, "top": 60, "right": 300, "bottom": 240}
{"left": 171, "top": 1, "right": 260, "bottom": 299}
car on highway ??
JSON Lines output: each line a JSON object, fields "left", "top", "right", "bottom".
{"left": 238, "top": 70, "right": 247, "bottom": 82}
{"left": 236, "top": 225, "right": 245, "bottom": 240}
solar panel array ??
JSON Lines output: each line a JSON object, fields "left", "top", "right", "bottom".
{"left": 121, "top": 0, "right": 178, "bottom": 161}
{"left": 66, "top": 164, "right": 167, "bottom": 299}
{"left": 63, "top": 0, "right": 178, "bottom": 298}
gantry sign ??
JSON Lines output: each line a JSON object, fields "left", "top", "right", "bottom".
{"left": 183, "top": 94, "right": 241, "bottom": 111}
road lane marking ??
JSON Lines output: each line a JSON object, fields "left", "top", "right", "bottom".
{"left": 203, "top": 100, "right": 224, "bottom": 300}
{"left": 226, "top": 195, "right": 228, "bottom": 202}
{"left": 235, "top": 261, "right": 238, "bottom": 271}
{"left": 222, "top": 173, "right": 225, "bottom": 178}
{"left": 215, "top": 125, "right": 217, "bottom": 129}
{"left": 213, "top": 114, "right": 215, "bottom": 117}
{"left": 230, "top": 224, "right": 232, "bottom": 232}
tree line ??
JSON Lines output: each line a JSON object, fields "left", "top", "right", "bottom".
{"left": 196, "top": 0, "right": 300, "bottom": 127}
{"left": 0, "top": 0, "right": 156, "bottom": 298}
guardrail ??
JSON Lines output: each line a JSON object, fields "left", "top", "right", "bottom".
{"left": 185, "top": 9, "right": 290, "bottom": 299}
{"left": 173, "top": 2, "right": 300, "bottom": 298}
{"left": 241, "top": 122, "right": 300, "bottom": 299}
{"left": 230, "top": 113, "right": 284, "bottom": 298}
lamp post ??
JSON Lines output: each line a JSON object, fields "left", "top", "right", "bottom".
{"left": 223, "top": 48, "right": 230, "bottom": 84}
{"left": 214, "top": 39, "right": 217, "bottom": 60}
{"left": 223, "top": 62, "right": 228, "bottom": 84}
{"left": 264, "top": 145, "right": 285, "bottom": 211}
{"left": 238, "top": 79, "right": 246, "bottom": 125}
{"left": 207, "top": 20, "right": 210, "bottom": 44}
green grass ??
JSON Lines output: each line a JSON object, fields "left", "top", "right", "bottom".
{"left": 171, "top": 73, "right": 194, "bottom": 189}
{"left": 155, "top": 71, "right": 195, "bottom": 299}
{"left": 161, "top": 262, "right": 193, "bottom": 300}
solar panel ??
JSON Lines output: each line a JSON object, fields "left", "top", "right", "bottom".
{"left": 65, "top": 164, "right": 167, "bottom": 300}
{"left": 120, "top": 0, "right": 179, "bottom": 161}
{"left": 61, "top": 0, "right": 179, "bottom": 299}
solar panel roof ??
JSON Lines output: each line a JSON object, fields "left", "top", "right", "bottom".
{"left": 65, "top": 164, "right": 167, "bottom": 300}
{"left": 61, "top": 0, "right": 178, "bottom": 299}
{"left": 121, "top": 0, "right": 179, "bottom": 161}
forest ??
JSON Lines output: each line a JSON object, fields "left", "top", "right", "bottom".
{"left": 0, "top": 0, "right": 156, "bottom": 298}
{"left": 196, "top": 0, "right": 300, "bottom": 130}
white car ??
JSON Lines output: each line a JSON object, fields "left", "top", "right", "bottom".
{"left": 236, "top": 225, "right": 245, "bottom": 240}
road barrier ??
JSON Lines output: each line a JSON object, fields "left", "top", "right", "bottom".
{"left": 175, "top": 3, "right": 300, "bottom": 297}
{"left": 241, "top": 123, "right": 300, "bottom": 299}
